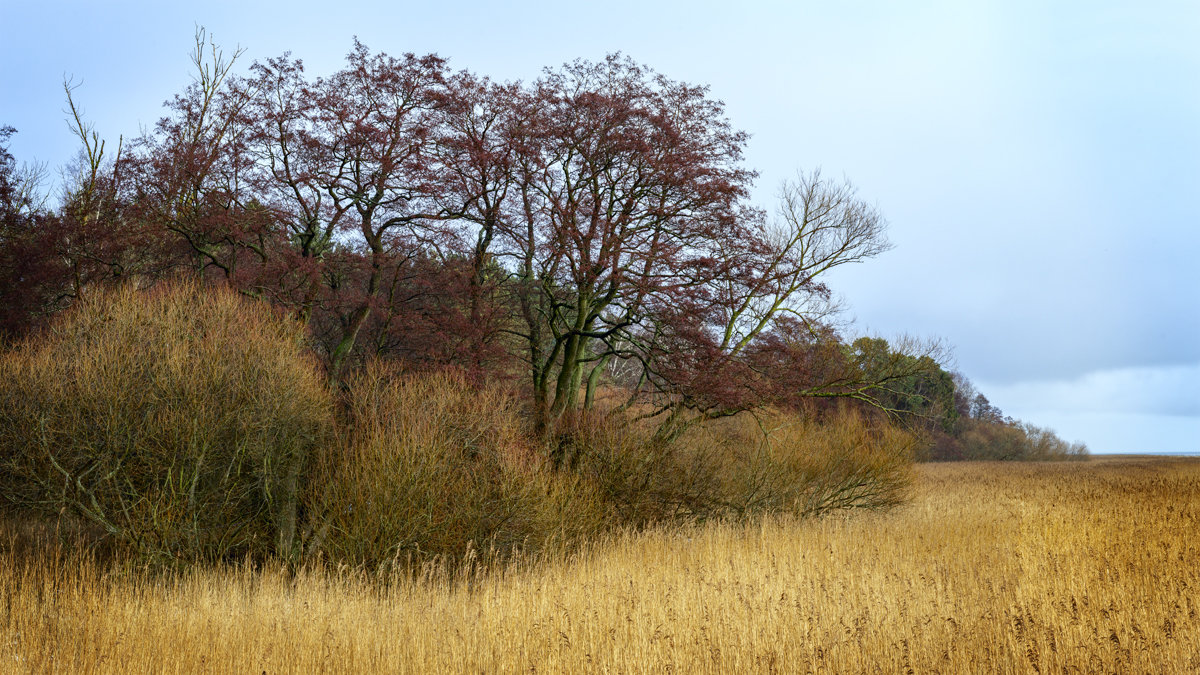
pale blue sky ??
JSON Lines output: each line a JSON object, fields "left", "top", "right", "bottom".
{"left": 2, "top": 1, "right": 1197, "bottom": 452}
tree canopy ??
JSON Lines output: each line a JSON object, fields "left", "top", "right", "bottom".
{"left": 0, "top": 32, "right": 995, "bottom": 446}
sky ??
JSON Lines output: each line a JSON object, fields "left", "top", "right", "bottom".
{"left": 2, "top": 1, "right": 1197, "bottom": 452}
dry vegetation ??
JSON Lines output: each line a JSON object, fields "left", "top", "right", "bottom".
{"left": 0, "top": 283, "right": 333, "bottom": 562}
{"left": 0, "top": 283, "right": 917, "bottom": 568}
{"left": 3, "top": 455, "right": 1197, "bottom": 673}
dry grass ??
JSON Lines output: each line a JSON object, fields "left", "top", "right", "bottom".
{"left": 3, "top": 455, "right": 1199, "bottom": 673}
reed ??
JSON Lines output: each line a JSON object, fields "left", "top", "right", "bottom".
{"left": 3, "top": 455, "right": 1196, "bottom": 673}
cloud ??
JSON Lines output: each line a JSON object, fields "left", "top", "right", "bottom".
{"left": 975, "top": 362, "right": 1200, "bottom": 453}
{"left": 978, "top": 362, "right": 1200, "bottom": 418}
{"left": 1004, "top": 411, "right": 1199, "bottom": 454}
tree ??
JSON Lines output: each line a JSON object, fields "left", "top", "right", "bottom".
{"left": 0, "top": 125, "right": 50, "bottom": 220}
{"left": 301, "top": 42, "right": 449, "bottom": 374}
{"left": 54, "top": 79, "right": 151, "bottom": 297}
{"left": 482, "top": 55, "right": 755, "bottom": 434}
{"left": 426, "top": 72, "right": 526, "bottom": 376}
{"left": 0, "top": 121, "right": 112, "bottom": 340}
{"left": 5, "top": 38, "right": 934, "bottom": 446}
{"left": 0, "top": 126, "right": 47, "bottom": 340}
{"left": 122, "top": 29, "right": 258, "bottom": 283}
{"left": 612, "top": 171, "right": 902, "bottom": 440}
{"left": 118, "top": 36, "right": 458, "bottom": 378}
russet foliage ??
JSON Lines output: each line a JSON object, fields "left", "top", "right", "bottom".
{"left": 0, "top": 32, "right": 1085, "bottom": 568}
{"left": 0, "top": 32, "right": 925, "bottom": 439}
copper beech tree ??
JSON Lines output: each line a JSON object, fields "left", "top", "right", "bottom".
{"left": 4, "top": 34, "right": 941, "bottom": 439}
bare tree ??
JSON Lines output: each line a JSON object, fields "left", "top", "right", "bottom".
{"left": 620, "top": 170, "right": 898, "bottom": 440}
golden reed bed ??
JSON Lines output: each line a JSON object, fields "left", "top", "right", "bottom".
{"left": 3, "top": 455, "right": 1197, "bottom": 673}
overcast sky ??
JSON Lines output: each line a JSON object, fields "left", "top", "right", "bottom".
{"left": 3, "top": 1, "right": 1197, "bottom": 452}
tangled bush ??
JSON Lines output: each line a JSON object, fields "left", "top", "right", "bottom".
{"left": 562, "top": 406, "right": 916, "bottom": 524}
{"left": 0, "top": 282, "right": 333, "bottom": 562}
{"left": 558, "top": 411, "right": 731, "bottom": 525}
{"left": 0, "top": 281, "right": 923, "bottom": 572}
{"left": 750, "top": 410, "right": 918, "bottom": 515}
{"left": 307, "top": 365, "right": 604, "bottom": 571}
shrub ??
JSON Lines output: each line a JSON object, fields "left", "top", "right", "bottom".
{"left": 1018, "top": 423, "right": 1090, "bottom": 460}
{"left": 0, "top": 282, "right": 333, "bottom": 563}
{"left": 565, "top": 406, "right": 916, "bottom": 523}
{"left": 307, "top": 365, "right": 603, "bottom": 571}
{"left": 749, "top": 409, "right": 918, "bottom": 515}
{"left": 561, "top": 411, "right": 731, "bottom": 525}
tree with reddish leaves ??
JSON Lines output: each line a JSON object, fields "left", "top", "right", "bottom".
{"left": 596, "top": 170, "right": 905, "bottom": 440}
{"left": 0, "top": 107, "right": 137, "bottom": 340}
{"left": 426, "top": 73, "right": 527, "bottom": 377}
{"left": 301, "top": 42, "right": 449, "bottom": 373}
{"left": 238, "top": 52, "right": 353, "bottom": 320}
{"left": 0, "top": 125, "right": 49, "bottom": 340}
{"left": 6, "top": 36, "right": 942, "bottom": 446}
{"left": 237, "top": 41, "right": 452, "bottom": 374}
{"left": 115, "top": 35, "right": 457, "bottom": 377}
{"left": 481, "top": 55, "right": 756, "bottom": 434}
{"left": 54, "top": 81, "right": 155, "bottom": 296}
{"left": 120, "top": 31, "right": 260, "bottom": 284}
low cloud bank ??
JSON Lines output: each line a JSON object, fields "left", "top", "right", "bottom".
{"left": 978, "top": 362, "right": 1200, "bottom": 453}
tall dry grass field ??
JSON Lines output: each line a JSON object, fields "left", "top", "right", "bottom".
{"left": 3, "top": 456, "right": 1197, "bottom": 673}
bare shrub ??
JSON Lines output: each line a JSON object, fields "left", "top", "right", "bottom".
{"left": 1019, "top": 423, "right": 1090, "bottom": 461}
{"left": 562, "top": 411, "right": 731, "bottom": 525}
{"left": 751, "top": 409, "right": 918, "bottom": 515}
{"left": 566, "top": 406, "right": 916, "bottom": 524}
{"left": 0, "top": 282, "right": 333, "bottom": 563}
{"left": 307, "top": 365, "right": 604, "bottom": 571}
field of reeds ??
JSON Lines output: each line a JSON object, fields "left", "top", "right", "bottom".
{"left": 3, "top": 454, "right": 1197, "bottom": 673}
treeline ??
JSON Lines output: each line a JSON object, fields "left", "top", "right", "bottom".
{"left": 0, "top": 33, "right": 1083, "bottom": 565}
{"left": 932, "top": 373, "right": 1089, "bottom": 461}
{"left": 827, "top": 338, "right": 1088, "bottom": 462}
